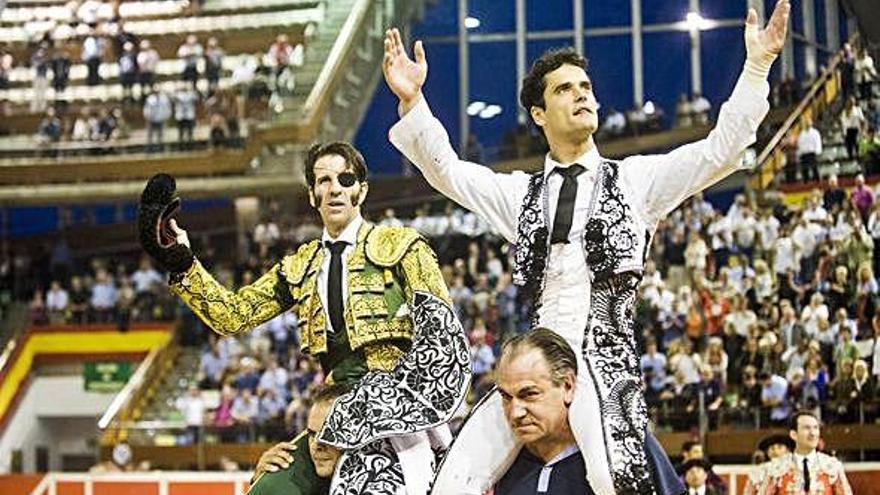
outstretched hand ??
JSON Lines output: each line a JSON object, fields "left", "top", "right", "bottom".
{"left": 743, "top": 0, "right": 790, "bottom": 83}
{"left": 383, "top": 28, "right": 427, "bottom": 114}
{"left": 746, "top": 0, "right": 790, "bottom": 57}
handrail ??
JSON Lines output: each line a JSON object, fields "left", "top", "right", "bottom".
{"left": 302, "top": 0, "right": 371, "bottom": 115}
{"left": 751, "top": 35, "right": 859, "bottom": 189}
{"left": 755, "top": 53, "right": 842, "bottom": 168}
{"left": 98, "top": 337, "right": 178, "bottom": 443}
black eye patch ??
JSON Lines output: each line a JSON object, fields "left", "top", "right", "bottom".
{"left": 337, "top": 172, "right": 358, "bottom": 187}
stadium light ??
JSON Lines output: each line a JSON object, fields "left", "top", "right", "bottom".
{"left": 479, "top": 105, "right": 502, "bottom": 119}
{"left": 684, "top": 11, "right": 716, "bottom": 31}
{"left": 467, "top": 101, "right": 486, "bottom": 116}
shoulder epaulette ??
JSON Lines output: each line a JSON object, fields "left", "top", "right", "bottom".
{"left": 365, "top": 225, "right": 422, "bottom": 267}
{"left": 281, "top": 239, "right": 322, "bottom": 285}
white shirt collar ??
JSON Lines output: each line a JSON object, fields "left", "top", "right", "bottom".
{"left": 321, "top": 214, "right": 363, "bottom": 246}
{"left": 542, "top": 144, "right": 602, "bottom": 179}
{"left": 794, "top": 450, "right": 817, "bottom": 463}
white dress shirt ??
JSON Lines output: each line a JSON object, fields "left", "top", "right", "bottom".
{"left": 389, "top": 74, "right": 769, "bottom": 346}
{"left": 797, "top": 127, "right": 823, "bottom": 156}
{"left": 318, "top": 215, "right": 363, "bottom": 333}
{"left": 687, "top": 486, "right": 706, "bottom": 495}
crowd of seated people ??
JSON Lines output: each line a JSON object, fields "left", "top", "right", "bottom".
{"left": 8, "top": 170, "right": 880, "bottom": 441}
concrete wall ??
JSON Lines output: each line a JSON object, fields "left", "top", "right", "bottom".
{"left": 0, "top": 375, "right": 115, "bottom": 473}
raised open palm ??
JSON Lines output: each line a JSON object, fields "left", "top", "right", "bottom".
{"left": 383, "top": 28, "right": 427, "bottom": 106}
{"left": 746, "top": 0, "right": 790, "bottom": 57}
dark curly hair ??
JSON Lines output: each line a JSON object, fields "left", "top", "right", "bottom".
{"left": 519, "top": 47, "right": 588, "bottom": 117}
{"left": 305, "top": 141, "right": 368, "bottom": 188}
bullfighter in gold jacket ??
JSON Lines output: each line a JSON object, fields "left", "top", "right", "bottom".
{"left": 137, "top": 142, "right": 469, "bottom": 495}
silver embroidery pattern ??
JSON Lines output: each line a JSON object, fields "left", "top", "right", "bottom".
{"left": 331, "top": 439, "right": 406, "bottom": 495}
{"left": 318, "top": 291, "right": 470, "bottom": 449}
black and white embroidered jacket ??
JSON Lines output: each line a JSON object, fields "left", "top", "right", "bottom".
{"left": 390, "top": 73, "right": 770, "bottom": 495}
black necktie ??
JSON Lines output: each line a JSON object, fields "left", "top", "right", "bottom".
{"left": 550, "top": 164, "right": 585, "bottom": 244}
{"left": 325, "top": 240, "right": 348, "bottom": 335}
{"left": 803, "top": 457, "right": 811, "bottom": 493}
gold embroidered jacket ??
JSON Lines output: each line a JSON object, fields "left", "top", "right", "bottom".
{"left": 170, "top": 222, "right": 450, "bottom": 372}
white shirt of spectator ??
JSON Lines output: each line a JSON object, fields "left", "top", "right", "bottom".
{"left": 176, "top": 393, "right": 206, "bottom": 427}
{"left": 601, "top": 111, "right": 626, "bottom": 133}
{"left": 841, "top": 105, "right": 865, "bottom": 131}
{"left": 317, "top": 215, "right": 363, "bottom": 333}
{"left": 868, "top": 211, "right": 880, "bottom": 239}
{"left": 81, "top": 35, "right": 104, "bottom": 61}
{"left": 174, "top": 88, "right": 199, "bottom": 121}
{"left": 137, "top": 48, "right": 160, "bottom": 74}
{"left": 773, "top": 235, "right": 799, "bottom": 274}
{"left": 669, "top": 352, "right": 701, "bottom": 384}
{"left": 486, "top": 257, "right": 504, "bottom": 281}
{"left": 724, "top": 308, "right": 757, "bottom": 339}
{"left": 855, "top": 54, "right": 877, "bottom": 84}
{"left": 756, "top": 214, "right": 779, "bottom": 249}
{"left": 231, "top": 394, "right": 259, "bottom": 421}
{"left": 734, "top": 213, "right": 757, "bottom": 248}
{"left": 829, "top": 215, "right": 853, "bottom": 243}
{"left": 72, "top": 117, "right": 91, "bottom": 141}
{"left": 91, "top": 281, "right": 117, "bottom": 309}
{"left": 691, "top": 95, "right": 711, "bottom": 114}
{"left": 792, "top": 222, "right": 819, "bottom": 259}
{"left": 46, "top": 287, "right": 69, "bottom": 311}
{"left": 708, "top": 215, "right": 733, "bottom": 250}
{"left": 803, "top": 204, "right": 829, "bottom": 224}
{"left": 470, "top": 343, "right": 495, "bottom": 375}
{"left": 685, "top": 237, "right": 709, "bottom": 271}
{"left": 797, "top": 126, "right": 823, "bottom": 157}
{"left": 131, "top": 267, "right": 163, "bottom": 294}
{"left": 258, "top": 366, "right": 289, "bottom": 397}
{"left": 254, "top": 221, "right": 281, "bottom": 246}
{"left": 755, "top": 271, "right": 774, "bottom": 300}
{"left": 800, "top": 303, "right": 829, "bottom": 337}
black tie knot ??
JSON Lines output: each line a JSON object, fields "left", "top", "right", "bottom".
{"left": 326, "top": 240, "right": 348, "bottom": 254}
{"left": 554, "top": 164, "right": 585, "bottom": 179}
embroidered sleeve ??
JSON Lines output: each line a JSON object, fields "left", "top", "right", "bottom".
{"left": 398, "top": 239, "right": 452, "bottom": 305}
{"left": 170, "top": 258, "right": 293, "bottom": 336}
{"left": 388, "top": 97, "right": 529, "bottom": 242}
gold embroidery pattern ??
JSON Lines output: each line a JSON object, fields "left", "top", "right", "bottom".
{"left": 399, "top": 240, "right": 451, "bottom": 305}
{"left": 171, "top": 260, "right": 287, "bottom": 336}
{"left": 363, "top": 344, "right": 404, "bottom": 371}
{"left": 281, "top": 240, "right": 321, "bottom": 285}
{"left": 366, "top": 226, "right": 420, "bottom": 267}
{"left": 350, "top": 318, "right": 413, "bottom": 350}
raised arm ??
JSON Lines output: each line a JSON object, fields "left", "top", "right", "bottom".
{"left": 632, "top": 1, "right": 790, "bottom": 223}
{"left": 383, "top": 28, "right": 528, "bottom": 242}
{"left": 137, "top": 174, "right": 291, "bottom": 336}
{"left": 169, "top": 258, "right": 292, "bottom": 337}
